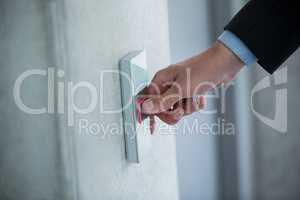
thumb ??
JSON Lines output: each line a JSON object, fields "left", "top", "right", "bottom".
{"left": 142, "top": 85, "right": 182, "bottom": 114}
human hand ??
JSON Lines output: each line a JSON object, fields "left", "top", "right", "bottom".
{"left": 141, "top": 41, "right": 244, "bottom": 130}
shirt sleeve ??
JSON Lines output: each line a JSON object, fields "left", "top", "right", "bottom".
{"left": 218, "top": 30, "right": 257, "bottom": 67}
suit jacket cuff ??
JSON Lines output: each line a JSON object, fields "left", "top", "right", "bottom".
{"left": 218, "top": 30, "right": 257, "bottom": 67}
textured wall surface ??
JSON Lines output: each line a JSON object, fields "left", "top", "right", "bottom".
{"left": 0, "top": 1, "right": 62, "bottom": 199}
{"left": 63, "top": 0, "right": 179, "bottom": 199}
{"left": 0, "top": 0, "right": 179, "bottom": 199}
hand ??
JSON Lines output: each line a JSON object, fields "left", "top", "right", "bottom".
{"left": 141, "top": 41, "right": 244, "bottom": 128}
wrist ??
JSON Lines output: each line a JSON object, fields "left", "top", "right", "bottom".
{"left": 210, "top": 41, "right": 244, "bottom": 81}
{"left": 213, "top": 41, "right": 244, "bottom": 70}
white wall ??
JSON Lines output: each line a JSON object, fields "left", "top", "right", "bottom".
{"left": 0, "top": 0, "right": 179, "bottom": 199}
{"left": 63, "top": 0, "right": 179, "bottom": 199}
{"left": 0, "top": 1, "right": 62, "bottom": 199}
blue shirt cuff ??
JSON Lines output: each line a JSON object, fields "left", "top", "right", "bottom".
{"left": 218, "top": 30, "right": 257, "bottom": 66}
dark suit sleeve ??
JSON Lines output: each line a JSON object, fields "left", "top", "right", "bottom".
{"left": 225, "top": 0, "right": 300, "bottom": 74}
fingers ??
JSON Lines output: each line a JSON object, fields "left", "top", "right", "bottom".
{"left": 156, "top": 106, "right": 185, "bottom": 125}
{"left": 146, "top": 105, "right": 185, "bottom": 135}
{"left": 156, "top": 96, "right": 205, "bottom": 125}
{"left": 182, "top": 96, "right": 205, "bottom": 115}
{"left": 147, "top": 67, "right": 177, "bottom": 95}
{"left": 140, "top": 66, "right": 181, "bottom": 115}
{"left": 141, "top": 84, "right": 182, "bottom": 114}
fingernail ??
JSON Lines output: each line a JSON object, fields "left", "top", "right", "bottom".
{"left": 142, "top": 99, "right": 155, "bottom": 114}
